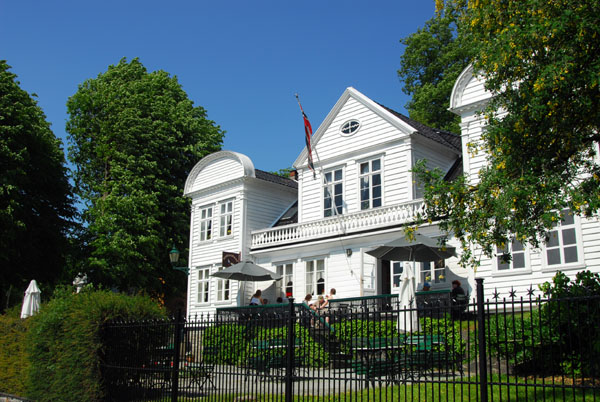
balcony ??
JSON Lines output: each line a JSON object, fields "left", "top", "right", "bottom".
{"left": 251, "top": 199, "right": 425, "bottom": 249}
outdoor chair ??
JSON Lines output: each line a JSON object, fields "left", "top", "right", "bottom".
{"left": 187, "top": 346, "right": 217, "bottom": 391}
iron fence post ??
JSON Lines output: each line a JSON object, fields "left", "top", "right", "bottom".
{"left": 476, "top": 278, "right": 488, "bottom": 402}
{"left": 171, "top": 309, "right": 183, "bottom": 402}
{"left": 285, "top": 298, "right": 296, "bottom": 402}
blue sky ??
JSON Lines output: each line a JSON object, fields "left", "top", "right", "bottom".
{"left": 1, "top": 0, "right": 435, "bottom": 173}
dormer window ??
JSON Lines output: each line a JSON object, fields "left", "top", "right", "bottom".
{"left": 340, "top": 119, "right": 360, "bottom": 136}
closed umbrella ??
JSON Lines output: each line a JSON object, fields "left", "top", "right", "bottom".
{"left": 397, "top": 263, "right": 420, "bottom": 332}
{"left": 20, "top": 280, "right": 41, "bottom": 319}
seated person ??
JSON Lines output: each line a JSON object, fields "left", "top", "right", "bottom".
{"left": 276, "top": 296, "right": 283, "bottom": 304}
{"left": 450, "top": 280, "right": 468, "bottom": 319}
{"left": 421, "top": 282, "right": 431, "bottom": 291}
{"left": 261, "top": 298, "right": 269, "bottom": 305}
{"left": 249, "top": 290, "right": 263, "bottom": 305}
{"left": 303, "top": 293, "right": 317, "bottom": 311}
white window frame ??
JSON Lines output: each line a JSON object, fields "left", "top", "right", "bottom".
{"left": 198, "top": 205, "right": 213, "bottom": 242}
{"left": 275, "top": 262, "right": 294, "bottom": 299}
{"left": 215, "top": 266, "right": 230, "bottom": 302}
{"left": 421, "top": 259, "right": 447, "bottom": 285}
{"left": 305, "top": 258, "right": 326, "bottom": 296}
{"left": 219, "top": 199, "right": 234, "bottom": 237}
{"left": 391, "top": 261, "right": 404, "bottom": 290}
{"left": 542, "top": 209, "right": 585, "bottom": 270}
{"left": 492, "top": 238, "right": 532, "bottom": 276}
{"left": 323, "top": 167, "right": 344, "bottom": 217}
{"left": 197, "top": 267, "right": 211, "bottom": 304}
{"left": 358, "top": 157, "right": 383, "bottom": 210}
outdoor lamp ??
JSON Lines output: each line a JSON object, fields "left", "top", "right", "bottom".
{"left": 169, "top": 245, "right": 189, "bottom": 275}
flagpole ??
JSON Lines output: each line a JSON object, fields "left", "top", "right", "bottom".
{"left": 295, "top": 93, "right": 322, "bottom": 179}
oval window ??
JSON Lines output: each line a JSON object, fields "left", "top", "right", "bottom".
{"left": 340, "top": 119, "right": 360, "bottom": 136}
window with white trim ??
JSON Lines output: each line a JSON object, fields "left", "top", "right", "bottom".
{"left": 215, "top": 266, "right": 230, "bottom": 301}
{"left": 392, "top": 261, "right": 404, "bottom": 288}
{"left": 545, "top": 209, "right": 581, "bottom": 266}
{"left": 276, "top": 263, "right": 294, "bottom": 298}
{"left": 306, "top": 259, "right": 325, "bottom": 296}
{"left": 197, "top": 267, "right": 210, "bottom": 303}
{"left": 219, "top": 200, "right": 233, "bottom": 237}
{"left": 496, "top": 239, "right": 527, "bottom": 271}
{"left": 421, "top": 259, "right": 446, "bottom": 284}
{"left": 359, "top": 158, "right": 382, "bottom": 210}
{"left": 199, "top": 206, "right": 213, "bottom": 242}
{"left": 324, "top": 168, "right": 343, "bottom": 217}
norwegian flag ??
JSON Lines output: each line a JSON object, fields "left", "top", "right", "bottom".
{"left": 296, "top": 94, "right": 316, "bottom": 178}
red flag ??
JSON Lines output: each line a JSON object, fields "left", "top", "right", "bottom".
{"left": 296, "top": 94, "right": 316, "bottom": 178}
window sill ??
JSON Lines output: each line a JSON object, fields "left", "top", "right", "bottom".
{"left": 491, "top": 269, "right": 532, "bottom": 278}
{"left": 214, "top": 300, "right": 233, "bottom": 305}
{"left": 541, "top": 263, "right": 586, "bottom": 273}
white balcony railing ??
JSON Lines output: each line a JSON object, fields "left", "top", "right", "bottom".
{"left": 251, "top": 199, "right": 425, "bottom": 249}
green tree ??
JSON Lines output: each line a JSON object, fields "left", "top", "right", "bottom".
{"left": 0, "top": 60, "right": 74, "bottom": 311}
{"left": 66, "top": 58, "right": 223, "bottom": 298}
{"left": 414, "top": 0, "right": 600, "bottom": 267}
{"left": 398, "top": 2, "right": 472, "bottom": 133}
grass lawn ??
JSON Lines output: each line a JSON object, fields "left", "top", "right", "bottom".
{"left": 178, "top": 375, "right": 598, "bottom": 401}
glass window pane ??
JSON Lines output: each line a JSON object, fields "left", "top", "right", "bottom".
{"left": 372, "top": 174, "right": 381, "bottom": 186}
{"left": 324, "top": 172, "right": 331, "bottom": 183}
{"left": 373, "top": 198, "right": 382, "bottom": 208}
{"left": 513, "top": 253, "right": 525, "bottom": 268}
{"left": 360, "top": 188, "right": 369, "bottom": 202}
{"left": 562, "top": 228, "right": 576, "bottom": 245}
{"left": 497, "top": 256, "right": 509, "bottom": 270}
{"left": 564, "top": 246, "right": 578, "bottom": 263}
{"left": 360, "top": 162, "right": 369, "bottom": 175}
{"left": 373, "top": 185, "right": 381, "bottom": 199}
{"left": 361, "top": 200, "right": 369, "bottom": 210}
{"left": 334, "top": 169, "right": 342, "bottom": 181}
{"left": 335, "top": 183, "right": 342, "bottom": 194}
{"left": 561, "top": 209, "right": 574, "bottom": 225}
{"left": 547, "top": 249, "right": 561, "bottom": 265}
{"left": 512, "top": 240, "right": 523, "bottom": 252}
{"left": 546, "top": 231, "right": 559, "bottom": 248}
{"left": 372, "top": 159, "right": 381, "bottom": 171}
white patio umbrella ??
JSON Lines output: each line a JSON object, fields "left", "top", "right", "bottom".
{"left": 20, "top": 280, "right": 41, "bottom": 319}
{"left": 397, "top": 263, "right": 421, "bottom": 333}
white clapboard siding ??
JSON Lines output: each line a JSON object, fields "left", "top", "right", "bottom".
{"left": 187, "top": 155, "right": 245, "bottom": 194}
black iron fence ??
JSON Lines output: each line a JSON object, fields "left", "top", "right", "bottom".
{"left": 101, "top": 279, "right": 600, "bottom": 401}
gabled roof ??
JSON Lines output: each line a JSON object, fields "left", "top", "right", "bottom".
{"left": 255, "top": 169, "right": 298, "bottom": 189}
{"left": 377, "top": 103, "right": 461, "bottom": 152}
{"left": 294, "top": 87, "right": 460, "bottom": 168}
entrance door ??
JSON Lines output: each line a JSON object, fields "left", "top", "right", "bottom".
{"left": 381, "top": 260, "right": 391, "bottom": 294}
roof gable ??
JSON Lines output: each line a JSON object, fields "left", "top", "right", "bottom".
{"left": 294, "top": 87, "right": 460, "bottom": 168}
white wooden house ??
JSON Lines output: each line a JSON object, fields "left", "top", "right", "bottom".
{"left": 184, "top": 74, "right": 600, "bottom": 316}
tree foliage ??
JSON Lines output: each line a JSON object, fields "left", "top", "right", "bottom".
{"left": 414, "top": 0, "right": 600, "bottom": 266}
{"left": 0, "top": 60, "right": 74, "bottom": 311}
{"left": 398, "top": 2, "right": 472, "bottom": 133}
{"left": 66, "top": 58, "right": 223, "bottom": 298}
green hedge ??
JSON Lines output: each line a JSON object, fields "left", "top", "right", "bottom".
{"left": 203, "top": 322, "right": 329, "bottom": 367}
{"left": 26, "top": 287, "right": 165, "bottom": 402}
{"left": 0, "top": 307, "right": 30, "bottom": 396}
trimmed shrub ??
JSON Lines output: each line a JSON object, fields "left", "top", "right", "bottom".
{"left": 0, "top": 306, "right": 30, "bottom": 396}
{"left": 26, "top": 287, "right": 165, "bottom": 402}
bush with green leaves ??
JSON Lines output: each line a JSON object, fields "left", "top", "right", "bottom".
{"left": 0, "top": 307, "right": 30, "bottom": 396}
{"left": 421, "top": 316, "right": 466, "bottom": 358}
{"left": 26, "top": 287, "right": 165, "bottom": 402}
{"left": 540, "top": 270, "right": 600, "bottom": 376}
{"left": 202, "top": 322, "right": 328, "bottom": 367}
{"left": 485, "top": 271, "right": 600, "bottom": 376}
{"left": 203, "top": 323, "right": 248, "bottom": 365}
